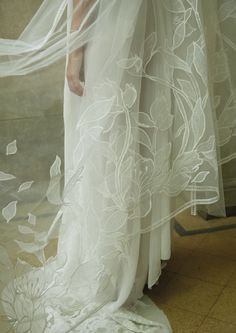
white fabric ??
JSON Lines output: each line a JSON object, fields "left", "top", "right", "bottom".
{"left": 0, "top": 0, "right": 236, "bottom": 332}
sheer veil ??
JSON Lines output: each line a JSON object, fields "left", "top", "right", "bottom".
{"left": 0, "top": 0, "right": 236, "bottom": 332}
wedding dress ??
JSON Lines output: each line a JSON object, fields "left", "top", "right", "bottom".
{"left": 0, "top": 1, "right": 236, "bottom": 332}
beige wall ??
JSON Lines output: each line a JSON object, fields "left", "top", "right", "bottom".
{"left": 0, "top": 1, "right": 65, "bottom": 183}
{"left": 0, "top": 0, "right": 43, "bottom": 39}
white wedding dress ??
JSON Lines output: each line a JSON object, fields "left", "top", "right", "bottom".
{"left": 0, "top": 1, "right": 236, "bottom": 332}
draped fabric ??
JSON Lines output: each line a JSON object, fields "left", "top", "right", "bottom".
{"left": 0, "top": 0, "right": 236, "bottom": 332}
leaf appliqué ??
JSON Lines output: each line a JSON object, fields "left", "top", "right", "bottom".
{"left": 18, "top": 181, "right": 34, "bottom": 192}
{"left": 2, "top": 201, "right": 17, "bottom": 223}
{"left": 6, "top": 140, "right": 17, "bottom": 155}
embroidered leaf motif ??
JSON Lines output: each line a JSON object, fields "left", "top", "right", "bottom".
{"left": 173, "top": 151, "right": 202, "bottom": 174}
{"left": 122, "top": 84, "right": 137, "bottom": 108}
{"left": 6, "top": 140, "right": 17, "bottom": 155}
{"left": 28, "top": 213, "right": 36, "bottom": 226}
{"left": 18, "top": 225, "right": 34, "bottom": 234}
{"left": 172, "top": 21, "right": 185, "bottom": 50}
{"left": 143, "top": 32, "right": 157, "bottom": 67}
{"left": 18, "top": 181, "right": 34, "bottom": 192}
{"left": 117, "top": 56, "right": 142, "bottom": 72}
{"left": 46, "top": 155, "right": 62, "bottom": 205}
{"left": 218, "top": 106, "right": 236, "bottom": 128}
{"left": 77, "top": 98, "right": 114, "bottom": 127}
{"left": 0, "top": 171, "right": 16, "bottom": 181}
{"left": 138, "top": 112, "right": 154, "bottom": 128}
{"left": 185, "top": 22, "right": 196, "bottom": 38}
{"left": 191, "top": 171, "right": 210, "bottom": 183}
{"left": 177, "top": 79, "right": 196, "bottom": 102}
{"left": 193, "top": 42, "right": 207, "bottom": 83}
{"left": 2, "top": 201, "right": 17, "bottom": 223}
{"left": 175, "top": 124, "right": 185, "bottom": 138}
{"left": 34, "top": 231, "right": 48, "bottom": 243}
{"left": 137, "top": 128, "right": 152, "bottom": 151}
{"left": 197, "top": 136, "right": 215, "bottom": 153}
{"left": 164, "top": 50, "right": 191, "bottom": 72}
{"left": 187, "top": 0, "right": 198, "bottom": 12}
{"left": 186, "top": 43, "right": 194, "bottom": 66}
{"left": 14, "top": 240, "right": 42, "bottom": 253}
{"left": 50, "top": 155, "right": 61, "bottom": 178}
{"left": 93, "top": 80, "right": 117, "bottom": 101}
{"left": 172, "top": 8, "right": 192, "bottom": 51}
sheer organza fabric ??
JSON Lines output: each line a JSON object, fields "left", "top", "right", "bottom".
{"left": 0, "top": 0, "right": 236, "bottom": 332}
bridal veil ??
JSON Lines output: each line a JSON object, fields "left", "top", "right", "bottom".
{"left": 0, "top": 0, "right": 236, "bottom": 332}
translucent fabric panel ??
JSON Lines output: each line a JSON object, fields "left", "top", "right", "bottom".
{"left": 0, "top": 1, "right": 235, "bottom": 332}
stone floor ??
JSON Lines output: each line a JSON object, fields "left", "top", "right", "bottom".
{"left": 145, "top": 212, "right": 236, "bottom": 333}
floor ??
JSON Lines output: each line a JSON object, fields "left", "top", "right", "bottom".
{"left": 144, "top": 211, "right": 236, "bottom": 333}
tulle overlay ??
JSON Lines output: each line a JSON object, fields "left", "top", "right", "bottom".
{"left": 0, "top": 0, "right": 236, "bottom": 332}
